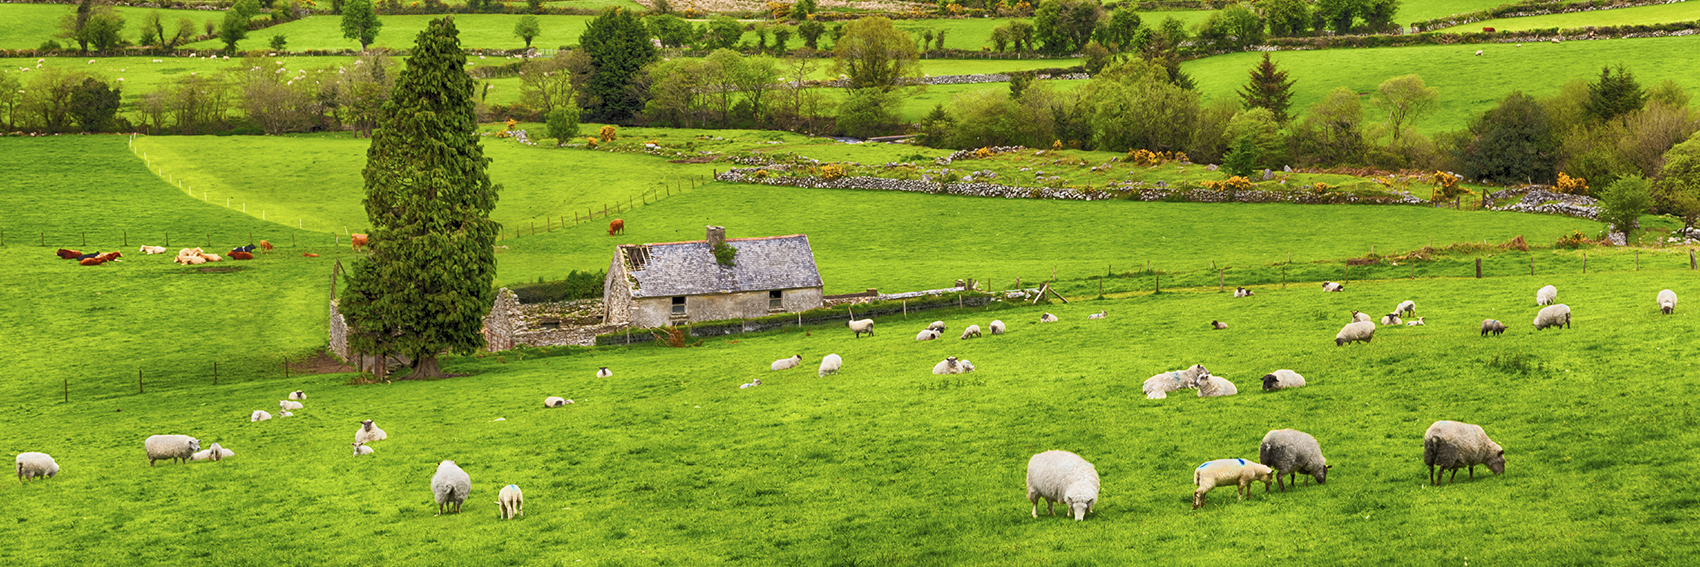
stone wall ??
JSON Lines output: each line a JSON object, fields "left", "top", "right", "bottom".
{"left": 1485, "top": 188, "right": 1599, "bottom": 219}
{"left": 483, "top": 288, "right": 520, "bottom": 353}
{"left": 328, "top": 299, "right": 349, "bottom": 362}
{"left": 628, "top": 287, "right": 824, "bottom": 328}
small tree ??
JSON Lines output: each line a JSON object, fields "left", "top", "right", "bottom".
{"left": 171, "top": 17, "right": 196, "bottom": 47}
{"left": 836, "top": 88, "right": 897, "bottom": 138}
{"left": 1461, "top": 92, "right": 1558, "bottom": 185}
{"left": 1264, "top": 0, "right": 1310, "bottom": 37}
{"left": 1238, "top": 53, "right": 1294, "bottom": 123}
{"left": 798, "top": 20, "right": 825, "bottom": 49}
{"left": 514, "top": 15, "right": 541, "bottom": 48}
{"left": 1585, "top": 64, "right": 1645, "bottom": 125}
{"left": 1221, "top": 136, "right": 1259, "bottom": 177}
{"left": 341, "top": 0, "right": 383, "bottom": 50}
{"left": 1373, "top": 74, "right": 1439, "bottom": 145}
{"left": 790, "top": 0, "right": 817, "bottom": 20}
{"left": 916, "top": 103, "right": 954, "bottom": 148}
{"left": 270, "top": 34, "right": 288, "bottom": 50}
{"left": 832, "top": 17, "right": 919, "bottom": 92}
{"left": 1654, "top": 132, "right": 1700, "bottom": 232}
{"left": 580, "top": 8, "right": 658, "bottom": 122}
{"left": 139, "top": 10, "right": 166, "bottom": 48}
{"left": 546, "top": 106, "right": 580, "bottom": 146}
{"left": 1082, "top": 41, "right": 1111, "bottom": 74}
{"left": 1596, "top": 175, "right": 1652, "bottom": 236}
{"left": 68, "top": 77, "right": 121, "bottom": 132}
{"left": 233, "top": 0, "right": 263, "bottom": 18}
{"left": 219, "top": 10, "right": 249, "bottom": 56}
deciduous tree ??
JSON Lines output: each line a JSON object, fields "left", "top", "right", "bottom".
{"left": 341, "top": 0, "right": 384, "bottom": 50}
{"left": 513, "top": 15, "right": 541, "bottom": 48}
{"left": 832, "top": 17, "right": 919, "bottom": 91}
{"left": 1373, "top": 74, "right": 1437, "bottom": 144}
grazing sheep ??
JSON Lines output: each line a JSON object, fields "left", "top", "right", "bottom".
{"left": 1424, "top": 421, "right": 1505, "bottom": 485}
{"left": 1335, "top": 321, "right": 1376, "bottom": 346}
{"left": 1537, "top": 285, "right": 1557, "bottom": 306}
{"left": 1211, "top": 320, "right": 1228, "bottom": 330}
{"left": 847, "top": 319, "right": 875, "bottom": 338}
{"left": 1144, "top": 365, "right": 1209, "bottom": 399}
{"left": 543, "top": 396, "right": 569, "bottom": 408}
{"left": 596, "top": 367, "right": 612, "bottom": 378}
{"left": 1380, "top": 313, "right": 1403, "bottom": 326}
{"left": 1395, "top": 300, "right": 1416, "bottom": 317}
{"left": 1350, "top": 310, "right": 1372, "bottom": 323}
{"left": 915, "top": 329, "right": 941, "bottom": 341}
{"left": 497, "top": 484, "right": 524, "bottom": 520}
{"left": 927, "top": 321, "right": 947, "bottom": 333}
{"left": 145, "top": 435, "right": 200, "bottom": 466}
{"left": 16, "top": 452, "right": 59, "bottom": 482}
{"left": 1197, "top": 374, "right": 1238, "bottom": 397}
{"left": 139, "top": 245, "right": 167, "bottom": 254}
{"left": 352, "top": 442, "right": 374, "bottom": 457}
{"left": 1259, "top": 430, "right": 1330, "bottom": 492}
{"left": 989, "top": 320, "right": 1006, "bottom": 335}
{"left": 1406, "top": 317, "right": 1426, "bottom": 326}
{"left": 1261, "top": 369, "right": 1306, "bottom": 391}
{"left": 1088, "top": 310, "right": 1107, "bottom": 319}
{"left": 356, "top": 420, "right": 388, "bottom": 443}
{"left": 280, "top": 400, "right": 303, "bottom": 412}
{"left": 190, "top": 443, "right": 235, "bottom": 462}
{"left": 1025, "top": 450, "right": 1100, "bottom": 521}
{"left": 250, "top": 410, "right": 272, "bottom": 422}
{"left": 1481, "top": 319, "right": 1507, "bottom": 336}
{"left": 1533, "top": 304, "right": 1572, "bottom": 330}
{"left": 960, "top": 325, "right": 982, "bottom": 339}
{"left": 1475, "top": 49, "right": 1483, "bottom": 55}
{"left": 771, "top": 354, "right": 803, "bottom": 370}
{"left": 1322, "top": 281, "right": 1345, "bottom": 292}
{"left": 1040, "top": 313, "right": 1058, "bottom": 323}
{"left": 287, "top": 390, "right": 306, "bottom": 400}
{"left": 1658, "top": 289, "right": 1677, "bottom": 314}
{"left": 818, "top": 354, "right": 842, "bottom": 377}
{"left": 932, "top": 356, "right": 968, "bottom": 375}
{"left": 432, "top": 460, "right": 472, "bottom": 515}
{"left": 1234, "top": 287, "right": 1255, "bottom": 297}
{"left": 1192, "top": 458, "right": 1274, "bottom": 509}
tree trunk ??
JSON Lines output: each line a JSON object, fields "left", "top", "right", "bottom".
{"left": 405, "top": 355, "right": 448, "bottom": 380}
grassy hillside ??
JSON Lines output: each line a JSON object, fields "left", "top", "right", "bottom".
{"left": 1433, "top": 1, "right": 1700, "bottom": 32}
{"left": 0, "top": 4, "right": 224, "bottom": 51}
{"left": 186, "top": 14, "right": 599, "bottom": 52}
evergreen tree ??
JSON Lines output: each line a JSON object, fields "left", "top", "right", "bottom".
{"left": 1461, "top": 92, "right": 1558, "bottom": 184}
{"left": 1584, "top": 64, "right": 1645, "bottom": 124}
{"left": 580, "top": 8, "right": 657, "bottom": 123}
{"left": 341, "top": 0, "right": 383, "bottom": 50}
{"left": 1222, "top": 136, "right": 1259, "bottom": 177}
{"left": 339, "top": 17, "right": 502, "bottom": 381}
{"left": 1238, "top": 53, "right": 1294, "bottom": 123}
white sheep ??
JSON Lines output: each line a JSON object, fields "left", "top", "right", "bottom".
{"left": 145, "top": 435, "right": 200, "bottom": 466}
{"left": 543, "top": 396, "right": 570, "bottom": 408}
{"left": 1193, "top": 458, "right": 1274, "bottom": 509}
{"left": 1533, "top": 304, "right": 1571, "bottom": 330}
{"left": 1088, "top": 310, "right": 1106, "bottom": 319}
{"left": 16, "top": 452, "right": 59, "bottom": 482}
{"left": 1658, "top": 289, "right": 1677, "bottom": 314}
{"left": 1424, "top": 421, "right": 1505, "bottom": 485}
{"left": 932, "top": 356, "right": 970, "bottom": 375}
{"left": 1039, "top": 313, "right": 1058, "bottom": 323}
{"left": 280, "top": 400, "right": 303, "bottom": 412}
{"left": 356, "top": 420, "right": 388, "bottom": 444}
{"left": 497, "top": 484, "right": 524, "bottom": 520}
{"left": 352, "top": 442, "right": 374, "bottom": 456}
{"left": 1335, "top": 321, "right": 1376, "bottom": 346}
{"left": 818, "top": 354, "right": 842, "bottom": 377}
{"left": 1475, "top": 49, "right": 1483, "bottom": 55}
{"left": 596, "top": 367, "right": 613, "bottom": 378}
{"left": 279, "top": 410, "right": 294, "bottom": 418}
{"left": 1143, "top": 364, "right": 1209, "bottom": 399}
{"left": 927, "top": 320, "right": 947, "bottom": 333}
{"left": 1322, "top": 281, "right": 1344, "bottom": 292}
{"left": 138, "top": 245, "right": 167, "bottom": 254}
{"left": 1394, "top": 300, "right": 1416, "bottom": 317}
{"left": 1197, "top": 374, "right": 1237, "bottom": 397}
{"left": 1211, "top": 320, "right": 1228, "bottom": 330}
{"left": 1350, "top": 310, "right": 1372, "bottom": 323}
{"left": 915, "top": 329, "right": 940, "bottom": 341}
{"left": 958, "top": 360, "right": 976, "bottom": 373}
{"left": 847, "top": 319, "right": 875, "bottom": 338}
{"left": 1380, "top": 313, "right": 1402, "bottom": 326}
{"left": 1537, "top": 285, "right": 1557, "bottom": 306}
{"left": 1405, "top": 317, "right": 1426, "bottom": 326}
{"left": 1025, "top": 450, "right": 1099, "bottom": 521}
{"left": 960, "top": 325, "right": 982, "bottom": 339}
{"left": 287, "top": 390, "right": 306, "bottom": 400}
{"left": 771, "top": 354, "right": 803, "bottom": 370}
{"left": 190, "top": 443, "right": 235, "bottom": 462}
{"left": 1234, "top": 287, "right": 1255, "bottom": 297}
{"left": 1260, "top": 369, "right": 1306, "bottom": 391}
{"left": 432, "top": 460, "right": 472, "bottom": 515}
{"left": 1259, "top": 429, "right": 1330, "bottom": 492}
{"left": 738, "top": 378, "right": 762, "bottom": 389}
{"left": 1481, "top": 319, "right": 1507, "bottom": 336}
{"left": 989, "top": 320, "right": 1006, "bottom": 334}
{"left": 251, "top": 410, "right": 272, "bottom": 422}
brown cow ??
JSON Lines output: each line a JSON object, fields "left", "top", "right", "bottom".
{"left": 608, "top": 219, "right": 625, "bottom": 236}
{"left": 79, "top": 258, "right": 103, "bottom": 266}
{"left": 259, "top": 240, "right": 274, "bottom": 254}
{"left": 303, "top": 253, "right": 320, "bottom": 258}
{"left": 56, "top": 249, "right": 82, "bottom": 259}
{"left": 351, "top": 233, "right": 369, "bottom": 251}
{"left": 229, "top": 251, "right": 254, "bottom": 260}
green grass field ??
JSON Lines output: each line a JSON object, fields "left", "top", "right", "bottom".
{"left": 184, "top": 13, "right": 600, "bottom": 52}
{"left": 1400, "top": 0, "right": 1521, "bottom": 23}
{"left": 0, "top": 4, "right": 225, "bottom": 51}
{"left": 1432, "top": 1, "right": 1700, "bottom": 32}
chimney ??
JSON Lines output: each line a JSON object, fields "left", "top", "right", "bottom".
{"left": 706, "top": 225, "right": 725, "bottom": 248}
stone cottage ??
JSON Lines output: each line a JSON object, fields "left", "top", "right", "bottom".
{"left": 603, "top": 226, "right": 825, "bottom": 328}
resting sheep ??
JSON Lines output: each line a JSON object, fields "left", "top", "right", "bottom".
{"left": 1211, "top": 320, "right": 1228, "bottom": 330}
{"left": 915, "top": 329, "right": 941, "bottom": 341}
{"left": 1424, "top": 421, "right": 1505, "bottom": 485}
{"left": 543, "top": 396, "right": 569, "bottom": 408}
{"left": 1322, "top": 281, "right": 1344, "bottom": 292}
{"left": 1658, "top": 289, "right": 1677, "bottom": 314}
{"left": 1481, "top": 319, "right": 1507, "bottom": 336}
{"left": 250, "top": 410, "right": 272, "bottom": 422}
{"left": 287, "top": 390, "right": 305, "bottom": 401}
{"left": 1193, "top": 458, "right": 1274, "bottom": 509}
{"left": 818, "top": 354, "right": 843, "bottom": 377}
{"left": 1234, "top": 287, "right": 1254, "bottom": 297}
{"left": 1350, "top": 311, "right": 1372, "bottom": 323}
{"left": 1395, "top": 300, "right": 1416, "bottom": 317}
{"left": 1259, "top": 430, "right": 1329, "bottom": 492}
{"left": 989, "top": 320, "right": 1006, "bottom": 334}
{"left": 1143, "top": 365, "right": 1209, "bottom": 399}
{"left": 16, "top": 452, "right": 59, "bottom": 482}
{"left": 1025, "top": 450, "right": 1099, "bottom": 521}
{"left": 927, "top": 321, "right": 947, "bottom": 333}
{"left": 280, "top": 400, "right": 303, "bottom": 412}
{"left": 1197, "top": 374, "right": 1237, "bottom": 397}
{"left": 771, "top": 354, "right": 802, "bottom": 370}
{"left": 139, "top": 245, "right": 167, "bottom": 254}
{"left": 1380, "top": 313, "right": 1403, "bottom": 326}
{"left": 1261, "top": 369, "right": 1306, "bottom": 391}
{"left": 498, "top": 484, "right": 524, "bottom": 520}
{"left": 932, "top": 356, "right": 973, "bottom": 375}
{"left": 960, "top": 325, "right": 982, "bottom": 339}
{"left": 596, "top": 367, "right": 612, "bottom": 378}
{"left": 190, "top": 443, "right": 235, "bottom": 462}
{"left": 356, "top": 420, "right": 388, "bottom": 443}
{"left": 145, "top": 435, "right": 200, "bottom": 466}
{"left": 1405, "top": 317, "right": 1426, "bottom": 326}
{"left": 1335, "top": 321, "right": 1376, "bottom": 346}
{"left": 847, "top": 319, "right": 875, "bottom": 338}
{"left": 1039, "top": 313, "right": 1058, "bottom": 323}
{"left": 432, "top": 460, "right": 472, "bottom": 515}
{"left": 352, "top": 442, "right": 374, "bottom": 457}
{"left": 1533, "top": 304, "right": 1571, "bottom": 330}
{"left": 1088, "top": 310, "right": 1107, "bottom": 319}
{"left": 1537, "top": 285, "right": 1557, "bottom": 306}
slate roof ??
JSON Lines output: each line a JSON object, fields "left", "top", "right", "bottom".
{"left": 619, "top": 234, "right": 823, "bottom": 298}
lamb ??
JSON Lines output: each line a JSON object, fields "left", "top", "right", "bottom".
{"left": 915, "top": 329, "right": 941, "bottom": 341}
{"left": 1335, "top": 321, "right": 1376, "bottom": 346}
{"left": 250, "top": 410, "right": 272, "bottom": 422}
{"left": 1394, "top": 300, "right": 1416, "bottom": 317}
{"left": 278, "top": 410, "right": 293, "bottom": 418}
{"left": 1380, "top": 313, "right": 1403, "bottom": 326}
{"left": 1261, "top": 369, "right": 1306, "bottom": 391}
{"left": 280, "top": 400, "right": 303, "bottom": 412}
{"left": 356, "top": 420, "right": 388, "bottom": 443}
{"left": 1658, "top": 289, "right": 1677, "bottom": 314}
{"left": 1350, "top": 310, "right": 1372, "bottom": 323}
{"left": 1211, "top": 320, "right": 1228, "bottom": 330}
{"left": 16, "top": 452, "right": 59, "bottom": 482}
{"left": 927, "top": 320, "right": 947, "bottom": 333}
{"left": 432, "top": 460, "right": 472, "bottom": 515}
{"left": 596, "top": 366, "right": 612, "bottom": 378}
{"left": 1234, "top": 287, "right": 1255, "bottom": 297}
{"left": 1423, "top": 421, "right": 1505, "bottom": 485}
{"left": 1039, "top": 313, "right": 1058, "bottom": 323}
{"left": 932, "top": 356, "right": 971, "bottom": 375}
{"left": 1192, "top": 458, "right": 1274, "bottom": 509}
{"left": 1537, "top": 285, "right": 1557, "bottom": 306}
{"left": 1259, "top": 429, "right": 1330, "bottom": 492}
{"left": 139, "top": 245, "right": 167, "bottom": 254}
{"left": 770, "top": 354, "right": 803, "bottom": 370}
{"left": 1143, "top": 364, "right": 1209, "bottom": 399}
{"left": 1088, "top": 310, "right": 1107, "bottom": 319}
{"left": 190, "top": 443, "right": 235, "bottom": 462}
{"left": 1197, "top": 374, "right": 1237, "bottom": 397}
{"left": 818, "top": 354, "right": 842, "bottom": 377}
{"left": 960, "top": 325, "right": 981, "bottom": 339}
{"left": 989, "top": 320, "right": 1006, "bottom": 334}
{"left": 1481, "top": 319, "right": 1507, "bottom": 336}
{"left": 1322, "top": 281, "right": 1344, "bottom": 292}
{"left": 352, "top": 442, "right": 374, "bottom": 456}
{"left": 958, "top": 360, "right": 976, "bottom": 373}
{"left": 287, "top": 390, "right": 306, "bottom": 400}
{"left": 497, "top": 484, "right": 524, "bottom": 520}
{"left": 543, "top": 396, "right": 569, "bottom": 408}
{"left": 1405, "top": 317, "right": 1426, "bottom": 326}
{"left": 1533, "top": 304, "right": 1571, "bottom": 330}
{"left": 1025, "top": 450, "right": 1099, "bottom": 521}
{"left": 144, "top": 435, "right": 200, "bottom": 466}
{"left": 738, "top": 378, "right": 762, "bottom": 389}
{"left": 847, "top": 318, "right": 875, "bottom": 338}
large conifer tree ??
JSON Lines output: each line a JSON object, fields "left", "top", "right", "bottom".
{"left": 1238, "top": 53, "right": 1294, "bottom": 124}
{"left": 340, "top": 16, "right": 501, "bottom": 380}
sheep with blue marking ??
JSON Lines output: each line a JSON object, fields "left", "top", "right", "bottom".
{"left": 1481, "top": 319, "right": 1507, "bottom": 336}
{"left": 1394, "top": 300, "right": 1416, "bottom": 317}
{"left": 1144, "top": 365, "right": 1209, "bottom": 399}
{"left": 497, "top": 484, "right": 524, "bottom": 520}
{"left": 1192, "top": 458, "right": 1273, "bottom": 509}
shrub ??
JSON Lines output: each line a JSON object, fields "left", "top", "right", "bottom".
{"left": 1554, "top": 171, "right": 1588, "bottom": 195}
{"left": 1203, "top": 176, "right": 1252, "bottom": 191}
{"left": 507, "top": 269, "right": 607, "bottom": 303}
{"left": 599, "top": 124, "right": 617, "bottom": 141}
{"left": 819, "top": 163, "right": 846, "bottom": 180}
{"left": 1127, "top": 149, "right": 1158, "bottom": 165}
{"left": 1555, "top": 229, "right": 1591, "bottom": 249}
{"left": 546, "top": 106, "right": 580, "bottom": 146}
{"left": 585, "top": 136, "right": 598, "bottom": 148}
{"left": 711, "top": 242, "right": 738, "bottom": 266}
{"left": 1431, "top": 170, "right": 1466, "bottom": 201}
{"left": 1312, "top": 182, "right": 1333, "bottom": 194}
{"left": 1596, "top": 175, "right": 1652, "bottom": 235}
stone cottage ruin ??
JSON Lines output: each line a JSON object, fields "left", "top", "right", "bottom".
{"left": 603, "top": 226, "right": 824, "bottom": 328}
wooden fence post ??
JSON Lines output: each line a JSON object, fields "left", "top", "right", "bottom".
{"left": 1691, "top": 250, "right": 1696, "bottom": 270}
{"left": 214, "top": 362, "right": 218, "bottom": 385}
{"left": 1475, "top": 258, "right": 1482, "bottom": 278}
{"left": 123, "top": 230, "right": 127, "bottom": 246}
{"left": 1281, "top": 265, "right": 1286, "bottom": 288}
{"left": 1155, "top": 273, "right": 1160, "bottom": 293}
{"left": 64, "top": 379, "right": 68, "bottom": 403}
{"left": 1583, "top": 254, "right": 1587, "bottom": 274}
{"left": 138, "top": 370, "right": 143, "bottom": 394}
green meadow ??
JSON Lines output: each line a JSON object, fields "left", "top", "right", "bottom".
{"left": 1433, "top": 1, "right": 1700, "bottom": 33}
{"left": 0, "top": 4, "right": 223, "bottom": 51}
{"left": 185, "top": 13, "right": 600, "bottom": 52}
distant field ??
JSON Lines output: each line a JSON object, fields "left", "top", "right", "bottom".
{"left": 1399, "top": 0, "right": 1517, "bottom": 23}
{"left": 1432, "top": 1, "right": 1700, "bottom": 32}
{"left": 185, "top": 13, "right": 599, "bottom": 52}
{"left": 0, "top": 4, "right": 223, "bottom": 50}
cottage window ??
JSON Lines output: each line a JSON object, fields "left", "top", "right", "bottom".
{"left": 768, "top": 290, "right": 784, "bottom": 310}
{"left": 671, "top": 296, "right": 686, "bottom": 315}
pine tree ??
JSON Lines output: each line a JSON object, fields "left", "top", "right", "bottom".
{"left": 339, "top": 16, "right": 502, "bottom": 381}
{"left": 580, "top": 8, "right": 657, "bottom": 123}
{"left": 1584, "top": 64, "right": 1645, "bottom": 125}
{"left": 1238, "top": 53, "right": 1294, "bottom": 123}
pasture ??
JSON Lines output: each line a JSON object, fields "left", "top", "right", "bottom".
{"left": 1431, "top": 1, "right": 1700, "bottom": 33}
{"left": 0, "top": 4, "right": 222, "bottom": 51}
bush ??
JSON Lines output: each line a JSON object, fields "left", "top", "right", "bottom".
{"left": 836, "top": 88, "right": 898, "bottom": 139}
{"left": 1596, "top": 175, "right": 1652, "bottom": 235}
{"left": 1554, "top": 171, "right": 1588, "bottom": 195}
{"left": 711, "top": 242, "right": 738, "bottom": 266}
{"left": 598, "top": 124, "right": 618, "bottom": 141}
{"left": 1431, "top": 170, "right": 1465, "bottom": 201}
{"left": 546, "top": 106, "right": 580, "bottom": 146}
